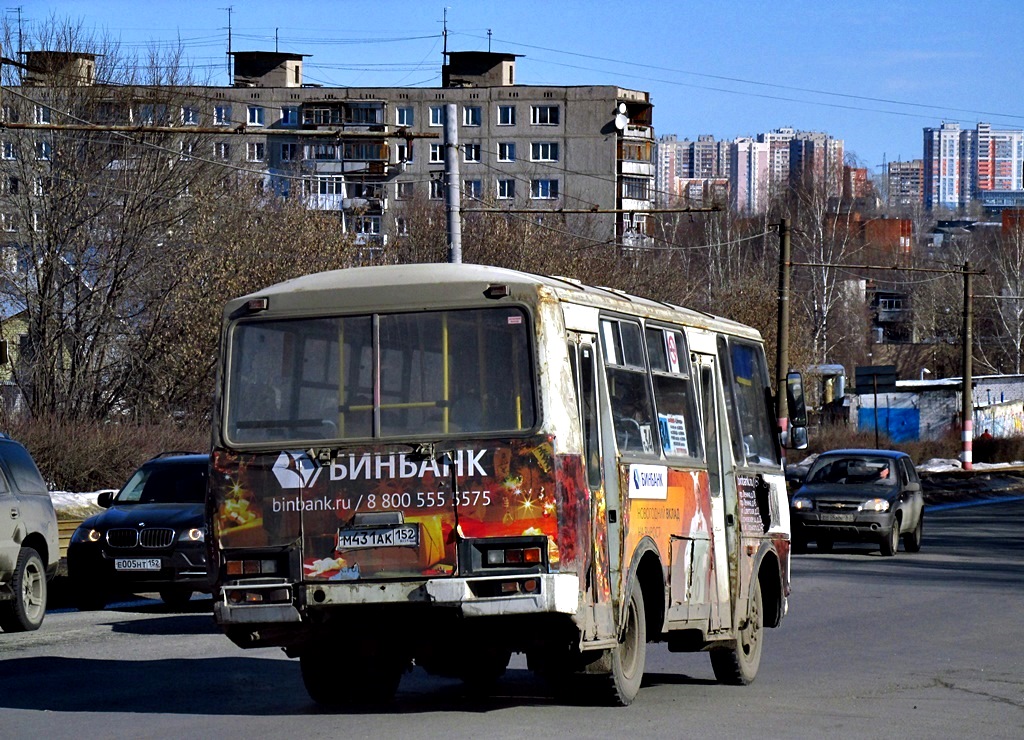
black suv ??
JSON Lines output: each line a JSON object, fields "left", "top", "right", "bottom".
{"left": 68, "top": 453, "right": 212, "bottom": 608}
{"left": 0, "top": 434, "right": 58, "bottom": 632}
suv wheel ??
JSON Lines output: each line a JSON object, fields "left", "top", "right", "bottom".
{"left": 0, "top": 547, "right": 47, "bottom": 632}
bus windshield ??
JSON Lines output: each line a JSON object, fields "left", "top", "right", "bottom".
{"left": 225, "top": 306, "right": 536, "bottom": 444}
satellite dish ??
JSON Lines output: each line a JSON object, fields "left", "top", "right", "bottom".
{"left": 617, "top": 102, "right": 627, "bottom": 115}
{"left": 614, "top": 112, "right": 629, "bottom": 130}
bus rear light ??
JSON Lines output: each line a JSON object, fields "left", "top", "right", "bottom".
{"left": 225, "top": 558, "right": 279, "bottom": 576}
{"left": 485, "top": 546, "right": 543, "bottom": 566}
{"left": 226, "top": 586, "right": 291, "bottom": 605}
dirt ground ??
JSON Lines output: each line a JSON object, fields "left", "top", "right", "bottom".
{"left": 921, "top": 469, "right": 1024, "bottom": 505}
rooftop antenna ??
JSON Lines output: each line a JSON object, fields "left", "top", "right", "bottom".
{"left": 487, "top": 28, "right": 492, "bottom": 52}
{"left": 220, "top": 5, "right": 233, "bottom": 84}
{"left": 275, "top": 28, "right": 279, "bottom": 53}
{"left": 442, "top": 7, "right": 448, "bottom": 63}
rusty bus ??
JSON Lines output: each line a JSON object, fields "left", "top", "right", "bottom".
{"left": 208, "top": 263, "right": 804, "bottom": 706}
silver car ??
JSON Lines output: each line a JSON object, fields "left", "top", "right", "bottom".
{"left": 0, "top": 435, "right": 58, "bottom": 631}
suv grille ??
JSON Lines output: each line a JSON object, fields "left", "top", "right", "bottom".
{"left": 106, "top": 528, "right": 176, "bottom": 549}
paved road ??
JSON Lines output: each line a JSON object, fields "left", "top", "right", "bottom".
{"left": 1, "top": 500, "right": 1022, "bottom": 739}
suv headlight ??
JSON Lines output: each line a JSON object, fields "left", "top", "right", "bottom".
{"left": 71, "top": 527, "right": 102, "bottom": 544}
{"left": 178, "top": 527, "right": 206, "bottom": 543}
{"left": 791, "top": 496, "right": 814, "bottom": 511}
{"left": 859, "top": 498, "right": 890, "bottom": 512}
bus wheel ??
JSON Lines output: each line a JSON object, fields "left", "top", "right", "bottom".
{"left": 300, "top": 645, "right": 404, "bottom": 708}
{"left": 710, "top": 578, "right": 763, "bottom": 685}
{"left": 604, "top": 581, "right": 646, "bottom": 706}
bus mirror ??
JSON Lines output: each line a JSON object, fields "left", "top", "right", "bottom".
{"left": 789, "top": 425, "right": 808, "bottom": 450}
{"left": 786, "top": 371, "right": 808, "bottom": 428}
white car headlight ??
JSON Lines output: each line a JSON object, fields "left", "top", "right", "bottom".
{"left": 859, "top": 498, "right": 890, "bottom": 512}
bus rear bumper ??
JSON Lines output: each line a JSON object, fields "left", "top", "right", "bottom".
{"left": 425, "top": 572, "right": 580, "bottom": 617}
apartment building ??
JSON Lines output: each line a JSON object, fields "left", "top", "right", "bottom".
{"left": 15, "top": 49, "right": 656, "bottom": 248}
{"left": 886, "top": 159, "right": 924, "bottom": 209}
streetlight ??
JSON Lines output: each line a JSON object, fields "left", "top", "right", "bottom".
{"left": 920, "top": 367, "right": 931, "bottom": 380}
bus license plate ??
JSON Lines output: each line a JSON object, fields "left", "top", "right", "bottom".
{"left": 820, "top": 513, "right": 854, "bottom": 522}
{"left": 115, "top": 558, "right": 161, "bottom": 571}
{"left": 336, "top": 524, "right": 419, "bottom": 549}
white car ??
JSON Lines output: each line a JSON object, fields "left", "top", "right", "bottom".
{"left": 0, "top": 435, "right": 58, "bottom": 631}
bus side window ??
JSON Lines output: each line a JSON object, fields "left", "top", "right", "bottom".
{"left": 602, "top": 318, "right": 658, "bottom": 455}
{"left": 646, "top": 327, "right": 702, "bottom": 459}
{"left": 580, "top": 344, "right": 602, "bottom": 487}
{"left": 718, "top": 337, "right": 779, "bottom": 467}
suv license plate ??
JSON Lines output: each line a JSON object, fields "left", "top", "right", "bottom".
{"left": 820, "top": 513, "right": 854, "bottom": 522}
{"left": 337, "top": 524, "right": 419, "bottom": 549}
{"left": 115, "top": 558, "right": 162, "bottom": 571}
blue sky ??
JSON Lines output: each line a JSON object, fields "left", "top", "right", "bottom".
{"left": 24, "top": 0, "right": 1024, "bottom": 175}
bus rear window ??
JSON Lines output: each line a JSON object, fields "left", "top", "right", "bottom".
{"left": 226, "top": 307, "right": 535, "bottom": 443}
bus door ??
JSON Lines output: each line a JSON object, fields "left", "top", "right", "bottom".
{"left": 568, "top": 332, "right": 616, "bottom": 641}
{"left": 694, "top": 352, "right": 733, "bottom": 633}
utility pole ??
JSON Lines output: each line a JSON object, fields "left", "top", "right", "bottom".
{"left": 961, "top": 260, "right": 974, "bottom": 470}
{"left": 444, "top": 103, "right": 462, "bottom": 263}
{"left": 775, "top": 218, "right": 791, "bottom": 457}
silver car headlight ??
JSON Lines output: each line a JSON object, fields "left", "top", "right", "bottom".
{"left": 859, "top": 498, "right": 890, "bottom": 512}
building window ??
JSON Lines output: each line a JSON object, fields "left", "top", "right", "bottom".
{"left": 464, "top": 179, "right": 482, "bottom": 200}
{"left": 463, "top": 106, "right": 482, "bottom": 127}
{"left": 396, "top": 142, "right": 413, "bottom": 163}
{"left": 531, "top": 178, "right": 559, "bottom": 199}
{"left": 2, "top": 141, "right": 16, "bottom": 160}
{"left": 317, "top": 176, "right": 344, "bottom": 195}
{"left": 180, "top": 141, "right": 196, "bottom": 160}
{"left": 463, "top": 143, "right": 481, "bottom": 163}
{"left": 498, "top": 142, "right": 516, "bottom": 162}
{"left": 430, "top": 143, "right": 444, "bottom": 163}
{"left": 497, "top": 179, "right": 516, "bottom": 199}
{"left": 36, "top": 140, "right": 51, "bottom": 160}
{"left": 2, "top": 213, "right": 18, "bottom": 232}
{"left": 311, "top": 143, "right": 337, "bottom": 160}
{"left": 498, "top": 105, "right": 516, "bottom": 126}
{"left": 34, "top": 106, "right": 51, "bottom": 124}
{"left": 396, "top": 107, "right": 414, "bottom": 127}
{"left": 304, "top": 106, "right": 342, "bottom": 126}
{"left": 248, "top": 106, "right": 265, "bottom": 126}
{"left": 214, "top": 105, "right": 232, "bottom": 126}
{"left": 396, "top": 181, "right": 414, "bottom": 199}
{"left": 280, "top": 142, "right": 299, "bottom": 161}
{"left": 531, "top": 142, "right": 559, "bottom": 162}
{"left": 429, "top": 179, "right": 444, "bottom": 199}
{"left": 2, "top": 176, "right": 18, "bottom": 195}
{"left": 280, "top": 106, "right": 298, "bottom": 126}
{"left": 396, "top": 217, "right": 409, "bottom": 236}
{"left": 1, "top": 105, "right": 19, "bottom": 123}
{"left": 214, "top": 142, "right": 230, "bottom": 160}
{"left": 353, "top": 215, "right": 381, "bottom": 235}
{"left": 181, "top": 106, "right": 199, "bottom": 125}
{"left": 429, "top": 106, "right": 444, "bottom": 126}
{"left": 622, "top": 176, "right": 650, "bottom": 200}
{"left": 531, "top": 105, "right": 560, "bottom": 126}
{"left": 247, "top": 141, "right": 266, "bottom": 161}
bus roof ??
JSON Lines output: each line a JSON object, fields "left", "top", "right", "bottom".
{"left": 225, "top": 263, "right": 762, "bottom": 341}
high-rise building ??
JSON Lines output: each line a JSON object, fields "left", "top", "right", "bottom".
{"left": 923, "top": 123, "right": 964, "bottom": 210}
{"left": 887, "top": 160, "right": 924, "bottom": 209}
{"left": 730, "top": 138, "right": 770, "bottom": 213}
